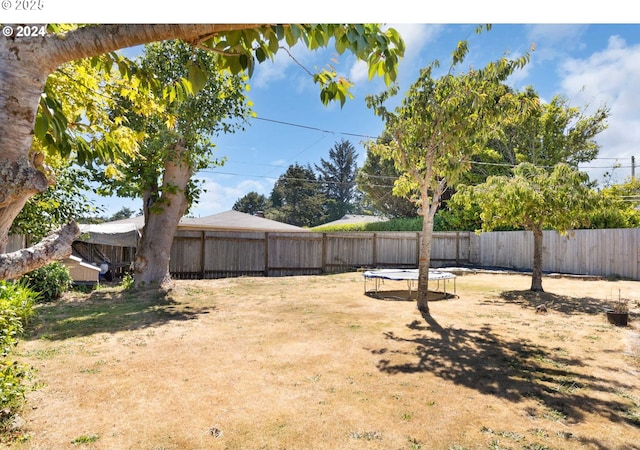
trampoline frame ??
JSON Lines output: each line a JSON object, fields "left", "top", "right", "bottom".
{"left": 363, "top": 268, "right": 456, "bottom": 297}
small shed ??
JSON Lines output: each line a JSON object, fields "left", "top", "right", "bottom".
{"left": 62, "top": 255, "right": 101, "bottom": 284}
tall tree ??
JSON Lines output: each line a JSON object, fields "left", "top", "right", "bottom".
{"left": 366, "top": 31, "right": 533, "bottom": 313}
{"left": 233, "top": 191, "right": 269, "bottom": 216}
{"left": 269, "top": 163, "right": 326, "bottom": 227}
{"left": 315, "top": 139, "right": 359, "bottom": 221}
{"left": 94, "top": 40, "right": 250, "bottom": 285}
{"left": 453, "top": 163, "right": 598, "bottom": 291}
{"left": 0, "top": 24, "right": 404, "bottom": 280}
{"left": 589, "top": 177, "right": 640, "bottom": 228}
{"left": 441, "top": 87, "right": 610, "bottom": 230}
{"left": 108, "top": 207, "right": 136, "bottom": 222}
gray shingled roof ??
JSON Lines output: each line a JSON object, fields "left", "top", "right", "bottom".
{"left": 178, "top": 210, "right": 308, "bottom": 232}
{"left": 101, "top": 210, "right": 307, "bottom": 232}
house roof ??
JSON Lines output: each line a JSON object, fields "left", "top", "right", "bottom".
{"left": 178, "top": 210, "right": 308, "bottom": 232}
{"left": 99, "top": 210, "right": 307, "bottom": 233}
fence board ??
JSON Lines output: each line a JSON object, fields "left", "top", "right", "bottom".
{"left": 267, "top": 232, "right": 324, "bottom": 276}
{"left": 323, "top": 232, "right": 375, "bottom": 272}
{"left": 7, "top": 235, "right": 25, "bottom": 253}
{"left": 204, "top": 231, "right": 266, "bottom": 277}
{"left": 375, "top": 232, "right": 420, "bottom": 267}
{"left": 170, "top": 231, "right": 203, "bottom": 278}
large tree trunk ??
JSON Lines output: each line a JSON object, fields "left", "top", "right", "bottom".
{"left": 531, "top": 227, "right": 545, "bottom": 292}
{"left": 0, "top": 28, "right": 54, "bottom": 253}
{"left": 415, "top": 177, "right": 446, "bottom": 313}
{"left": 0, "top": 24, "right": 256, "bottom": 280}
{"left": 416, "top": 212, "right": 435, "bottom": 313}
{"left": 134, "top": 142, "right": 192, "bottom": 287}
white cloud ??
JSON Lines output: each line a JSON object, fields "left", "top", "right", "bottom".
{"left": 190, "top": 176, "right": 274, "bottom": 217}
{"left": 526, "top": 24, "right": 589, "bottom": 54}
{"left": 559, "top": 35, "right": 640, "bottom": 183}
{"left": 252, "top": 41, "right": 320, "bottom": 90}
{"left": 252, "top": 48, "right": 297, "bottom": 89}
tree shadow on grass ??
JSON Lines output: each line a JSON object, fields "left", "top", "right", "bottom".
{"left": 372, "top": 313, "right": 639, "bottom": 448}
{"left": 496, "top": 290, "right": 608, "bottom": 315}
{"left": 26, "top": 286, "right": 214, "bottom": 341}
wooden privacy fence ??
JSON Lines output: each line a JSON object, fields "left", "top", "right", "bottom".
{"left": 169, "top": 230, "right": 472, "bottom": 279}
{"left": 169, "top": 228, "right": 640, "bottom": 281}
{"left": 8, "top": 228, "right": 640, "bottom": 280}
{"left": 477, "top": 228, "right": 640, "bottom": 280}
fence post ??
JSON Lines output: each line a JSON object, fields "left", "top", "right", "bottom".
{"left": 264, "top": 232, "right": 269, "bottom": 277}
{"left": 416, "top": 232, "right": 420, "bottom": 266}
{"left": 322, "top": 233, "right": 327, "bottom": 273}
{"left": 200, "top": 230, "right": 206, "bottom": 279}
{"left": 372, "top": 233, "right": 377, "bottom": 267}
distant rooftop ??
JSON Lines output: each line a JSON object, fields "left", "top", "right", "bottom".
{"left": 103, "top": 210, "right": 307, "bottom": 232}
{"left": 315, "top": 214, "right": 389, "bottom": 228}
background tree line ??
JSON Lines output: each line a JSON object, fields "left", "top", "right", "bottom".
{"left": 232, "top": 132, "right": 640, "bottom": 232}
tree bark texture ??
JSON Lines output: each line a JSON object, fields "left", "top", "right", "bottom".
{"left": 0, "top": 222, "right": 78, "bottom": 279}
{"left": 416, "top": 213, "right": 434, "bottom": 313}
{"left": 134, "top": 143, "right": 192, "bottom": 286}
{"left": 415, "top": 177, "right": 445, "bottom": 313}
{"left": 531, "top": 227, "right": 545, "bottom": 292}
{"left": 0, "top": 24, "right": 256, "bottom": 279}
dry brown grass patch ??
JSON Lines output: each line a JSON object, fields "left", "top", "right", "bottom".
{"left": 4, "top": 272, "right": 640, "bottom": 449}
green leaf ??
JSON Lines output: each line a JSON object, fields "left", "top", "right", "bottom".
{"left": 188, "top": 63, "right": 207, "bottom": 94}
{"left": 34, "top": 113, "right": 49, "bottom": 140}
{"left": 255, "top": 47, "right": 266, "bottom": 63}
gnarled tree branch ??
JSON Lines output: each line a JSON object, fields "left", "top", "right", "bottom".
{"left": 0, "top": 221, "right": 79, "bottom": 280}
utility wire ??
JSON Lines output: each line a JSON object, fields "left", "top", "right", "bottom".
{"left": 251, "top": 116, "right": 377, "bottom": 140}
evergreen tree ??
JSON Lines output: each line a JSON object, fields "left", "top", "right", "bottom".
{"left": 315, "top": 139, "right": 359, "bottom": 221}
{"left": 357, "top": 146, "right": 418, "bottom": 218}
{"left": 268, "top": 164, "right": 327, "bottom": 227}
{"left": 233, "top": 191, "right": 269, "bottom": 216}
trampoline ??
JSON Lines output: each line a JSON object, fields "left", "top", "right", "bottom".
{"left": 363, "top": 268, "right": 456, "bottom": 298}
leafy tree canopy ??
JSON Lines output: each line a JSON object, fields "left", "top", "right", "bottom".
{"left": 92, "top": 39, "right": 251, "bottom": 214}
{"left": 268, "top": 163, "right": 327, "bottom": 227}
{"left": 456, "top": 163, "right": 597, "bottom": 234}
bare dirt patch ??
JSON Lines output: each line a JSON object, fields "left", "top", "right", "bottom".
{"left": 5, "top": 272, "right": 640, "bottom": 449}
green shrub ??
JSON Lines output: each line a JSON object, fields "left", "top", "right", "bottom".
{"left": 0, "top": 281, "right": 38, "bottom": 328}
{"left": 311, "top": 217, "right": 424, "bottom": 232}
{"left": 20, "top": 261, "right": 72, "bottom": 302}
{"left": 0, "top": 281, "right": 38, "bottom": 432}
{"left": 120, "top": 272, "right": 135, "bottom": 290}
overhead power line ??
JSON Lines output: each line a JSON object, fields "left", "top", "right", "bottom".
{"left": 252, "top": 116, "right": 376, "bottom": 140}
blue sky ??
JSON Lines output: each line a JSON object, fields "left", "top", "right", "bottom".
{"left": 183, "top": 23, "right": 640, "bottom": 218}
{"left": 5, "top": 5, "right": 640, "bottom": 218}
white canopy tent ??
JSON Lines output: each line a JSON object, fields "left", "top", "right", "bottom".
{"left": 77, "top": 223, "right": 141, "bottom": 247}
